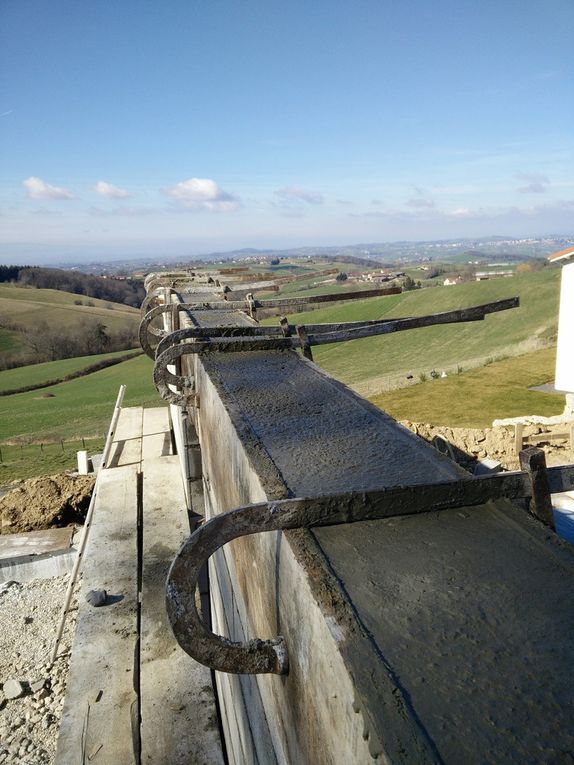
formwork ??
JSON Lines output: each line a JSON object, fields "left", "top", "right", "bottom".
{"left": 141, "top": 275, "right": 574, "bottom": 764}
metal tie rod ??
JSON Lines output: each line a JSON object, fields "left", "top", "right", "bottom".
{"left": 166, "top": 462, "right": 574, "bottom": 675}
{"left": 152, "top": 297, "right": 519, "bottom": 359}
{"left": 151, "top": 299, "right": 520, "bottom": 403}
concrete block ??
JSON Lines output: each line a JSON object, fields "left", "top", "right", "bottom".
{"left": 76, "top": 451, "right": 91, "bottom": 475}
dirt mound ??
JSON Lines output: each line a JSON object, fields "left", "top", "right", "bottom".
{"left": 0, "top": 473, "right": 95, "bottom": 534}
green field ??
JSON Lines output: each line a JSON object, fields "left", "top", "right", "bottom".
{"left": 371, "top": 347, "right": 563, "bottom": 427}
{"left": 0, "top": 328, "right": 20, "bottom": 353}
{"left": 275, "top": 279, "right": 384, "bottom": 298}
{"left": 0, "top": 354, "right": 158, "bottom": 444}
{"left": 264, "top": 269, "right": 560, "bottom": 393}
{"left": 0, "top": 438, "right": 106, "bottom": 482}
{"left": 0, "top": 283, "right": 140, "bottom": 333}
{"left": 0, "top": 349, "right": 140, "bottom": 393}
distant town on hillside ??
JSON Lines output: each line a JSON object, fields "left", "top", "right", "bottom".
{"left": 46, "top": 234, "right": 574, "bottom": 275}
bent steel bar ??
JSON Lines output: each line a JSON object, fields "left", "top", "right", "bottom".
{"left": 306, "top": 297, "right": 520, "bottom": 346}
{"left": 153, "top": 340, "right": 293, "bottom": 404}
{"left": 167, "top": 470, "right": 540, "bottom": 675}
{"left": 151, "top": 299, "right": 522, "bottom": 382}
{"left": 153, "top": 298, "right": 520, "bottom": 359}
{"left": 139, "top": 303, "right": 191, "bottom": 358}
{"left": 140, "top": 286, "right": 177, "bottom": 317}
{"left": 155, "top": 325, "right": 286, "bottom": 357}
{"left": 153, "top": 346, "right": 199, "bottom": 406}
{"left": 176, "top": 286, "right": 402, "bottom": 313}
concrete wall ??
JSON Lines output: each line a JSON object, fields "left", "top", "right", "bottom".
{"left": 192, "top": 362, "right": 376, "bottom": 765}
{"left": 160, "top": 291, "right": 574, "bottom": 764}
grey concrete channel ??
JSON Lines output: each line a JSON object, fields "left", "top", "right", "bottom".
{"left": 150, "top": 285, "right": 574, "bottom": 764}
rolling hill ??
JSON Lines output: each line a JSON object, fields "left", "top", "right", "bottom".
{"left": 0, "top": 284, "right": 141, "bottom": 366}
{"left": 264, "top": 268, "right": 561, "bottom": 396}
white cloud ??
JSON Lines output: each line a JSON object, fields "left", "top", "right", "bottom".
{"left": 515, "top": 171, "right": 550, "bottom": 194}
{"left": 448, "top": 208, "right": 473, "bottom": 218}
{"left": 23, "top": 176, "right": 73, "bottom": 200}
{"left": 94, "top": 180, "right": 131, "bottom": 199}
{"left": 275, "top": 186, "right": 324, "bottom": 205}
{"left": 163, "top": 178, "right": 240, "bottom": 212}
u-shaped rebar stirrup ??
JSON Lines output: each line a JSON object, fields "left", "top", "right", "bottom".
{"left": 165, "top": 470, "right": 548, "bottom": 675}
{"left": 153, "top": 339, "right": 295, "bottom": 405}
{"left": 139, "top": 303, "right": 189, "bottom": 358}
{"left": 154, "top": 325, "right": 287, "bottom": 357}
{"left": 140, "top": 287, "right": 177, "bottom": 318}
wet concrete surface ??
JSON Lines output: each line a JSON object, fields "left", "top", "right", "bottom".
{"left": 197, "top": 348, "right": 574, "bottom": 762}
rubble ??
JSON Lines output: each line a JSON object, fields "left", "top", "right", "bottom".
{"left": 402, "top": 421, "right": 574, "bottom": 470}
{"left": 0, "top": 575, "right": 79, "bottom": 764}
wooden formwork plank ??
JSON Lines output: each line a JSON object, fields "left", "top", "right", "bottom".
{"left": 108, "top": 406, "right": 144, "bottom": 468}
{"left": 141, "top": 406, "right": 172, "bottom": 461}
{"left": 140, "top": 408, "right": 224, "bottom": 765}
{"left": 55, "top": 464, "right": 140, "bottom": 765}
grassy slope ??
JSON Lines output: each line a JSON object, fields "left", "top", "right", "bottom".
{"left": 0, "top": 329, "right": 20, "bottom": 353}
{"left": 275, "top": 280, "right": 385, "bottom": 298}
{"left": 0, "top": 349, "right": 140, "bottom": 393}
{"left": 371, "top": 347, "right": 563, "bottom": 427}
{"left": 0, "top": 284, "right": 140, "bottom": 333}
{"left": 264, "top": 269, "right": 560, "bottom": 388}
{"left": 0, "top": 354, "right": 158, "bottom": 442}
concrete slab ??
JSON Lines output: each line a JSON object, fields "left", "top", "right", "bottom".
{"left": 0, "top": 527, "right": 73, "bottom": 561}
{"left": 56, "top": 406, "right": 224, "bottom": 765}
{"left": 55, "top": 464, "right": 139, "bottom": 765}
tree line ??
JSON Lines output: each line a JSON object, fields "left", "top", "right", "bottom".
{"left": 0, "top": 316, "right": 139, "bottom": 370}
{"left": 0, "top": 265, "right": 145, "bottom": 307}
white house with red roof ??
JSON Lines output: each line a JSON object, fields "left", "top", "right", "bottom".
{"left": 548, "top": 246, "right": 574, "bottom": 401}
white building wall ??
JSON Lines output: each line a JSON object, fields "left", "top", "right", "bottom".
{"left": 556, "top": 262, "right": 574, "bottom": 393}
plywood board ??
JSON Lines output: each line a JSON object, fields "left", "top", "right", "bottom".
{"left": 140, "top": 407, "right": 224, "bottom": 765}
{"left": 107, "top": 406, "right": 143, "bottom": 468}
{"left": 0, "top": 526, "right": 73, "bottom": 561}
{"left": 55, "top": 464, "right": 139, "bottom": 765}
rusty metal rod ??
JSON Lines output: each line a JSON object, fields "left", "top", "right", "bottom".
{"left": 167, "top": 469, "right": 547, "bottom": 675}
{"left": 152, "top": 298, "right": 519, "bottom": 359}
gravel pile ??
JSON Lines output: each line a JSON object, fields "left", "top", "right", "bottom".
{"left": 0, "top": 576, "right": 79, "bottom": 764}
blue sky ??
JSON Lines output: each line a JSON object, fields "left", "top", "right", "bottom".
{"left": 1, "top": 0, "right": 573, "bottom": 263}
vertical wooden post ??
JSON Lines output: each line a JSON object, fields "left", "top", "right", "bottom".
{"left": 171, "top": 302, "right": 180, "bottom": 332}
{"left": 296, "top": 325, "right": 313, "bottom": 361}
{"left": 246, "top": 292, "right": 256, "bottom": 320}
{"left": 519, "top": 447, "right": 555, "bottom": 530}
{"left": 279, "top": 316, "right": 291, "bottom": 337}
{"left": 514, "top": 423, "right": 524, "bottom": 455}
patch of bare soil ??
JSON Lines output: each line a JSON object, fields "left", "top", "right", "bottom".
{"left": 0, "top": 475, "right": 94, "bottom": 535}
{"left": 402, "top": 421, "right": 574, "bottom": 470}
